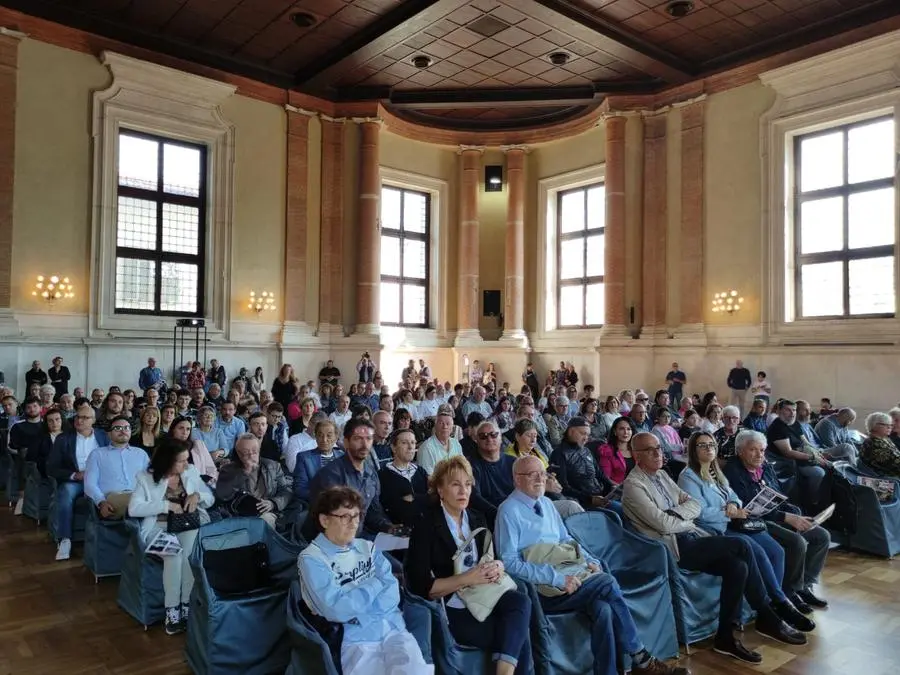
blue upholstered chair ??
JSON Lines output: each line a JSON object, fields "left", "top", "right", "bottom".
{"left": 22, "top": 461, "right": 52, "bottom": 525}
{"left": 184, "top": 518, "right": 303, "bottom": 675}
{"left": 116, "top": 519, "right": 165, "bottom": 628}
{"left": 84, "top": 505, "right": 130, "bottom": 581}
{"left": 47, "top": 477, "right": 89, "bottom": 543}
{"left": 832, "top": 461, "right": 900, "bottom": 558}
{"left": 565, "top": 510, "right": 679, "bottom": 662}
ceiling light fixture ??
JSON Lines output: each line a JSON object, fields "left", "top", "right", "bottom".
{"left": 548, "top": 51, "right": 570, "bottom": 66}
{"left": 290, "top": 12, "right": 317, "bottom": 28}
{"left": 665, "top": 1, "right": 694, "bottom": 18}
{"left": 411, "top": 54, "right": 432, "bottom": 69}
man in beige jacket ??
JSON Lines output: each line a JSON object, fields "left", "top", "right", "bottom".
{"left": 623, "top": 433, "right": 805, "bottom": 665}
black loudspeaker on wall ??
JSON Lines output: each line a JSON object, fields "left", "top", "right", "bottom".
{"left": 483, "top": 290, "right": 501, "bottom": 317}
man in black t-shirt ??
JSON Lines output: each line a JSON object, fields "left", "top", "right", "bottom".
{"left": 766, "top": 400, "right": 828, "bottom": 504}
{"left": 726, "top": 360, "right": 752, "bottom": 416}
{"left": 318, "top": 360, "right": 341, "bottom": 387}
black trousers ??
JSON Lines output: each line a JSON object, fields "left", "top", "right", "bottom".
{"left": 677, "top": 534, "right": 770, "bottom": 639}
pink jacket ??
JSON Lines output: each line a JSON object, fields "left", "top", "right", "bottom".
{"left": 190, "top": 439, "right": 219, "bottom": 486}
{"left": 594, "top": 442, "right": 627, "bottom": 484}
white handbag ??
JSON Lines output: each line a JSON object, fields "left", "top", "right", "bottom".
{"left": 452, "top": 527, "right": 517, "bottom": 622}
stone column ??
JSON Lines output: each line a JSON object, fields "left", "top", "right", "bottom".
{"left": 500, "top": 145, "right": 528, "bottom": 345}
{"left": 355, "top": 119, "right": 381, "bottom": 336}
{"left": 641, "top": 113, "right": 668, "bottom": 336}
{"left": 680, "top": 101, "right": 705, "bottom": 329}
{"left": 318, "top": 118, "right": 344, "bottom": 336}
{"left": 0, "top": 31, "right": 20, "bottom": 311}
{"left": 599, "top": 116, "right": 627, "bottom": 338}
{"left": 455, "top": 146, "right": 483, "bottom": 346}
{"left": 282, "top": 107, "right": 314, "bottom": 339}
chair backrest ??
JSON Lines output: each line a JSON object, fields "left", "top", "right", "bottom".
{"left": 285, "top": 580, "right": 341, "bottom": 675}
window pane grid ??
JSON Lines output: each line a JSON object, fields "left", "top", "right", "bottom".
{"left": 115, "top": 130, "right": 206, "bottom": 316}
{"left": 794, "top": 116, "right": 896, "bottom": 319}
{"left": 557, "top": 183, "right": 605, "bottom": 328}
{"left": 380, "top": 186, "right": 430, "bottom": 327}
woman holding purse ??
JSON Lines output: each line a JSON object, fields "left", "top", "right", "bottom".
{"left": 406, "top": 456, "right": 533, "bottom": 675}
{"left": 129, "top": 437, "right": 214, "bottom": 635}
{"left": 677, "top": 433, "right": 814, "bottom": 634}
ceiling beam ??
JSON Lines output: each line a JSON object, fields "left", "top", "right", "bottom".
{"left": 0, "top": 0, "right": 296, "bottom": 88}
{"left": 526, "top": 0, "right": 695, "bottom": 83}
{"left": 294, "top": 0, "right": 472, "bottom": 92}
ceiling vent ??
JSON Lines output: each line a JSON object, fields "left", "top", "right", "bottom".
{"left": 411, "top": 54, "right": 432, "bottom": 69}
{"left": 548, "top": 51, "right": 570, "bottom": 66}
{"left": 665, "top": 1, "right": 694, "bottom": 18}
{"left": 467, "top": 15, "right": 510, "bottom": 38}
{"left": 290, "top": 12, "right": 318, "bottom": 28}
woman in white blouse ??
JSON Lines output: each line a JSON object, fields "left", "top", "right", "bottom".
{"left": 129, "top": 437, "right": 214, "bottom": 635}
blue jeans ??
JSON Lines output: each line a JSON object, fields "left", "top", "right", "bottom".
{"left": 56, "top": 481, "right": 84, "bottom": 540}
{"left": 541, "top": 572, "right": 641, "bottom": 675}
{"left": 446, "top": 589, "right": 533, "bottom": 673}
{"left": 726, "top": 530, "right": 787, "bottom": 602}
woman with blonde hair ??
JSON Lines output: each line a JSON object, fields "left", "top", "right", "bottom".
{"left": 406, "top": 456, "right": 533, "bottom": 675}
{"left": 131, "top": 405, "right": 161, "bottom": 456}
{"left": 271, "top": 364, "right": 298, "bottom": 408}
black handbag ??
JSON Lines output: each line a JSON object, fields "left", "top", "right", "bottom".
{"left": 204, "top": 541, "right": 272, "bottom": 596}
{"left": 727, "top": 517, "right": 767, "bottom": 534}
{"left": 167, "top": 510, "right": 201, "bottom": 533}
{"left": 227, "top": 490, "right": 262, "bottom": 517}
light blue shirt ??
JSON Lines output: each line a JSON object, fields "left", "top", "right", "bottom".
{"left": 216, "top": 416, "right": 246, "bottom": 451}
{"left": 495, "top": 489, "right": 599, "bottom": 589}
{"left": 462, "top": 399, "right": 493, "bottom": 420}
{"left": 83, "top": 445, "right": 149, "bottom": 504}
{"left": 192, "top": 426, "right": 227, "bottom": 453}
{"left": 677, "top": 467, "right": 741, "bottom": 535}
{"left": 297, "top": 534, "right": 406, "bottom": 644}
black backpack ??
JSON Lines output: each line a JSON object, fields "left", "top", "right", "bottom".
{"left": 816, "top": 467, "right": 858, "bottom": 535}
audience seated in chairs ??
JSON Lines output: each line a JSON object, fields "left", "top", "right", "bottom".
{"left": 766, "top": 400, "right": 829, "bottom": 501}
{"left": 378, "top": 428, "right": 428, "bottom": 528}
{"left": 417, "top": 408, "right": 463, "bottom": 476}
{"left": 496, "top": 455, "right": 686, "bottom": 675}
{"left": 293, "top": 419, "right": 344, "bottom": 503}
{"left": 504, "top": 418, "right": 549, "bottom": 467}
{"left": 128, "top": 437, "right": 214, "bottom": 635}
{"left": 297, "top": 486, "right": 433, "bottom": 675}
{"left": 130, "top": 405, "right": 160, "bottom": 457}
{"left": 8, "top": 396, "right": 44, "bottom": 513}
{"left": 84, "top": 415, "right": 149, "bottom": 519}
{"left": 190, "top": 406, "right": 228, "bottom": 464}
{"left": 406, "top": 455, "right": 533, "bottom": 675}
{"left": 860, "top": 412, "right": 900, "bottom": 477}
{"left": 169, "top": 416, "right": 218, "bottom": 486}
{"left": 723, "top": 430, "right": 831, "bottom": 615}
{"left": 814, "top": 408, "right": 861, "bottom": 455}
{"left": 593, "top": 417, "right": 635, "bottom": 485}
{"left": 551, "top": 417, "right": 621, "bottom": 514}
{"left": 623, "top": 432, "right": 806, "bottom": 665}
{"left": 215, "top": 433, "right": 291, "bottom": 528}
{"left": 796, "top": 401, "right": 858, "bottom": 464}
{"left": 741, "top": 399, "right": 768, "bottom": 433}
{"left": 677, "top": 432, "right": 814, "bottom": 633}
{"left": 47, "top": 404, "right": 107, "bottom": 560}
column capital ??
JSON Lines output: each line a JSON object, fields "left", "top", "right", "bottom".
{"left": 284, "top": 105, "right": 319, "bottom": 117}
{"left": 457, "top": 145, "right": 485, "bottom": 155}
{"left": 501, "top": 144, "right": 530, "bottom": 154}
{"left": 350, "top": 117, "right": 384, "bottom": 126}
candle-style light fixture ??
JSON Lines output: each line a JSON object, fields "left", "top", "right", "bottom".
{"left": 248, "top": 290, "right": 276, "bottom": 314}
{"left": 32, "top": 275, "right": 74, "bottom": 304}
{"left": 712, "top": 290, "right": 743, "bottom": 314}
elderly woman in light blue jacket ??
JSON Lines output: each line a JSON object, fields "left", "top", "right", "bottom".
{"left": 129, "top": 437, "right": 214, "bottom": 635}
{"left": 677, "top": 431, "right": 815, "bottom": 633}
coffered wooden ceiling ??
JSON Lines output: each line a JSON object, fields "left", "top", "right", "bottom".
{"left": 4, "top": 0, "right": 900, "bottom": 130}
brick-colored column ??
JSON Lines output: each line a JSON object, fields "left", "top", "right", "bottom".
{"left": 500, "top": 145, "right": 528, "bottom": 344}
{"left": 319, "top": 119, "right": 344, "bottom": 334}
{"left": 600, "top": 116, "right": 627, "bottom": 336}
{"left": 641, "top": 113, "right": 667, "bottom": 331}
{"left": 284, "top": 108, "right": 312, "bottom": 327}
{"left": 355, "top": 120, "right": 381, "bottom": 335}
{"left": 680, "top": 101, "right": 705, "bottom": 327}
{"left": 0, "top": 32, "right": 19, "bottom": 308}
{"left": 455, "top": 147, "right": 483, "bottom": 345}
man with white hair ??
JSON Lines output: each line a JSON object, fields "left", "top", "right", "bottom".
{"left": 416, "top": 408, "right": 462, "bottom": 476}
{"left": 713, "top": 405, "right": 743, "bottom": 465}
{"left": 725, "top": 430, "right": 831, "bottom": 613}
{"left": 461, "top": 385, "right": 492, "bottom": 419}
{"left": 497, "top": 454, "right": 689, "bottom": 675}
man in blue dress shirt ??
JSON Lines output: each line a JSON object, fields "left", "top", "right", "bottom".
{"left": 495, "top": 455, "right": 688, "bottom": 675}
{"left": 84, "top": 415, "right": 148, "bottom": 519}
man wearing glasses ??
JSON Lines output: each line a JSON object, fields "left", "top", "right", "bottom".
{"left": 47, "top": 404, "right": 108, "bottom": 560}
{"left": 84, "top": 415, "right": 148, "bottom": 520}
{"left": 623, "top": 433, "right": 805, "bottom": 664}
{"left": 496, "top": 455, "right": 688, "bottom": 675}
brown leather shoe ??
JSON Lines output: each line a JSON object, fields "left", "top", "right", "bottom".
{"left": 631, "top": 657, "right": 691, "bottom": 675}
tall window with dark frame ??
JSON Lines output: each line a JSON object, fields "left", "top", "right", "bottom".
{"left": 793, "top": 116, "right": 896, "bottom": 319}
{"left": 115, "top": 130, "right": 207, "bottom": 316}
{"left": 379, "top": 186, "right": 430, "bottom": 327}
{"left": 557, "top": 183, "right": 605, "bottom": 328}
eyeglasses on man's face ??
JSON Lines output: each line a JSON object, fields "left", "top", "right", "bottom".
{"left": 110, "top": 425, "right": 131, "bottom": 432}
{"left": 328, "top": 511, "right": 361, "bottom": 525}
{"left": 516, "top": 470, "right": 547, "bottom": 480}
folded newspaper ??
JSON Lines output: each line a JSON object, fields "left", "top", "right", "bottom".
{"left": 145, "top": 530, "right": 183, "bottom": 556}
{"left": 743, "top": 485, "right": 788, "bottom": 517}
{"left": 858, "top": 476, "right": 896, "bottom": 503}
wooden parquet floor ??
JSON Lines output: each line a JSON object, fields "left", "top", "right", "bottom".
{"left": 1, "top": 506, "right": 899, "bottom": 675}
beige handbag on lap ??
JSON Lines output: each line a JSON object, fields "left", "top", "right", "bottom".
{"left": 452, "top": 527, "right": 517, "bottom": 621}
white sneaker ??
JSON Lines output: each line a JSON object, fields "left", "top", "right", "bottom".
{"left": 56, "top": 538, "right": 72, "bottom": 561}
{"left": 14, "top": 497, "right": 23, "bottom": 515}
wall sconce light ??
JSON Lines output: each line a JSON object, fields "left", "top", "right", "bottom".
{"left": 485, "top": 165, "right": 503, "bottom": 192}
{"left": 248, "top": 290, "right": 276, "bottom": 315}
{"left": 32, "top": 275, "right": 74, "bottom": 304}
{"left": 712, "top": 290, "right": 743, "bottom": 314}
